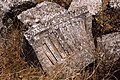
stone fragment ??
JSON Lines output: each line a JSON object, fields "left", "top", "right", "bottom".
{"left": 0, "top": 0, "right": 35, "bottom": 11}
{"left": 18, "top": 1, "right": 66, "bottom": 26}
{"left": 68, "top": 0, "right": 102, "bottom": 15}
{"left": 0, "top": 0, "right": 42, "bottom": 69}
{"left": 0, "top": 10, "right": 4, "bottom": 29}
{"left": 19, "top": 1, "right": 95, "bottom": 70}
{"left": 0, "top": 2, "right": 6, "bottom": 36}
{"left": 110, "top": 0, "right": 120, "bottom": 8}
{"left": 1, "top": 1, "right": 37, "bottom": 29}
{"left": 97, "top": 32, "right": 120, "bottom": 61}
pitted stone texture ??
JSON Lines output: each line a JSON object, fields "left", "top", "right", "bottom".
{"left": 0, "top": 11, "right": 4, "bottom": 29}
{"left": 26, "top": 15, "right": 95, "bottom": 70}
{"left": 0, "top": 5, "right": 5, "bottom": 29}
{"left": 45, "top": 6, "right": 88, "bottom": 26}
{"left": 21, "top": 1, "right": 95, "bottom": 70}
{"left": 18, "top": 1, "right": 66, "bottom": 26}
{"left": 110, "top": 0, "right": 120, "bottom": 8}
{"left": 22, "top": 6, "right": 88, "bottom": 42}
{"left": 97, "top": 32, "right": 120, "bottom": 61}
{"left": 68, "top": 0, "right": 102, "bottom": 15}
{"left": 0, "top": 0, "right": 35, "bottom": 11}
{"left": 23, "top": 5, "right": 94, "bottom": 50}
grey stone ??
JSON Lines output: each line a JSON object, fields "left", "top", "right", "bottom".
{"left": 19, "top": 1, "right": 95, "bottom": 70}
{"left": 97, "top": 32, "right": 120, "bottom": 61}
{"left": 0, "top": 0, "right": 35, "bottom": 11}
{"left": 0, "top": 11, "right": 4, "bottom": 29}
{"left": 0, "top": 0, "right": 37, "bottom": 29}
{"left": 110, "top": 0, "right": 120, "bottom": 8}
{"left": 0, "top": 0, "right": 37, "bottom": 31}
{"left": 18, "top": 1, "right": 66, "bottom": 27}
{"left": 68, "top": 0, "right": 102, "bottom": 15}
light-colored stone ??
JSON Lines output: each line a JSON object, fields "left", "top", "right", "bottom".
{"left": 110, "top": 0, "right": 120, "bottom": 8}
{"left": 0, "top": 0, "right": 36, "bottom": 27}
{"left": 68, "top": 0, "right": 102, "bottom": 15}
{"left": 0, "top": 4, "right": 5, "bottom": 29}
{"left": 97, "top": 32, "right": 120, "bottom": 61}
{"left": 19, "top": 1, "right": 95, "bottom": 70}
{"left": 18, "top": 1, "right": 66, "bottom": 26}
{"left": 0, "top": 11, "right": 4, "bottom": 29}
{"left": 0, "top": 0, "right": 35, "bottom": 11}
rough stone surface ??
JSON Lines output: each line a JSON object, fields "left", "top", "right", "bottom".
{"left": 0, "top": 0, "right": 43, "bottom": 70}
{"left": 18, "top": 1, "right": 66, "bottom": 27}
{"left": 0, "top": 4, "right": 5, "bottom": 38}
{"left": 68, "top": 0, "right": 102, "bottom": 15}
{"left": 0, "top": 11, "right": 4, "bottom": 29}
{"left": 110, "top": 0, "right": 120, "bottom": 8}
{"left": 18, "top": 1, "right": 95, "bottom": 70}
{"left": 0, "top": 0, "right": 37, "bottom": 29}
{"left": 0, "top": 0, "right": 35, "bottom": 11}
{"left": 97, "top": 32, "right": 120, "bottom": 61}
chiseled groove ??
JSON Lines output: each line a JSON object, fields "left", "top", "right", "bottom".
{"left": 43, "top": 43, "right": 56, "bottom": 65}
{"left": 44, "top": 42, "right": 58, "bottom": 62}
{"left": 57, "top": 37, "right": 70, "bottom": 56}
{"left": 46, "top": 36, "right": 62, "bottom": 61}
{"left": 61, "top": 36, "right": 73, "bottom": 55}
{"left": 66, "top": 42, "right": 74, "bottom": 53}
{"left": 55, "top": 29, "right": 67, "bottom": 56}
{"left": 60, "top": 39, "right": 69, "bottom": 56}
{"left": 57, "top": 30, "right": 70, "bottom": 56}
{"left": 48, "top": 36, "right": 63, "bottom": 59}
{"left": 56, "top": 38, "right": 66, "bottom": 58}
{"left": 60, "top": 24, "right": 75, "bottom": 54}
{"left": 83, "top": 15, "right": 88, "bottom": 34}
{"left": 43, "top": 48, "right": 54, "bottom": 65}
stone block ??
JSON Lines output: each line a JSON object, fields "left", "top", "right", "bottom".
{"left": 97, "top": 32, "right": 120, "bottom": 61}
{"left": 68, "top": 0, "right": 102, "bottom": 15}
{"left": 18, "top": 1, "right": 95, "bottom": 70}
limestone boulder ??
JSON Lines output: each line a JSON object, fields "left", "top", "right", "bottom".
{"left": 97, "top": 32, "right": 120, "bottom": 61}
{"left": 18, "top": 1, "right": 95, "bottom": 70}
{"left": 18, "top": 1, "right": 66, "bottom": 27}
{"left": 68, "top": 0, "right": 102, "bottom": 15}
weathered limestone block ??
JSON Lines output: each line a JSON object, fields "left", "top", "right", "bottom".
{"left": 97, "top": 32, "right": 120, "bottom": 61}
{"left": 68, "top": 0, "right": 102, "bottom": 15}
{"left": 19, "top": 1, "right": 95, "bottom": 70}
{"left": 18, "top": 1, "right": 66, "bottom": 26}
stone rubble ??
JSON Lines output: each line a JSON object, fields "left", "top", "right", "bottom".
{"left": 0, "top": 0, "right": 120, "bottom": 74}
